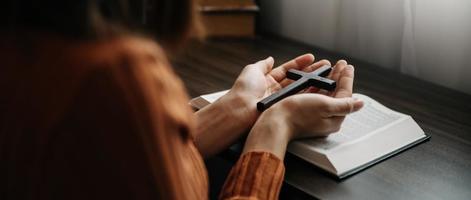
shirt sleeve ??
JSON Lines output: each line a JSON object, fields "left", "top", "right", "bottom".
{"left": 219, "top": 151, "right": 285, "bottom": 200}
{"left": 58, "top": 39, "right": 208, "bottom": 200}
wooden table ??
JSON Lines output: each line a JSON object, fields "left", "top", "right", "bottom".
{"left": 173, "top": 35, "right": 471, "bottom": 200}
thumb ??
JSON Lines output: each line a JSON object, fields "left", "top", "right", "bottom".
{"left": 325, "top": 97, "right": 363, "bottom": 117}
{"left": 253, "top": 56, "right": 274, "bottom": 74}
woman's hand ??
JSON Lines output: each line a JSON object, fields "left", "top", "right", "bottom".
{"left": 225, "top": 54, "right": 331, "bottom": 126}
{"left": 265, "top": 94, "right": 363, "bottom": 139}
{"left": 194, "top": 54, "right": 330, "bottom": 157}
{"left": 242, "top": 63, "right": 363, "bottom": 159}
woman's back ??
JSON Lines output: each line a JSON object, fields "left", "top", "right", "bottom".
{"left": 0, "top": 32, "right": 208, "bottom": 200}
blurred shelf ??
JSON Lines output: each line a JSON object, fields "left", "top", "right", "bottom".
{"left": 199, "top": 0, "right": 258, "bottom": 37}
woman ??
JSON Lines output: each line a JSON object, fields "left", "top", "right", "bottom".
{"left": 0, "top": 0, "right": 363, "bottom": 199}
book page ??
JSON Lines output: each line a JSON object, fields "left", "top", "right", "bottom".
{"left": 197, "top": 91, "right": 407, "bottom": 152}
{"left": 201, "top": 90, "right": 229, "bottom": 103}
{"left": 298, "top": 94, "right": 406, "bottom": 151}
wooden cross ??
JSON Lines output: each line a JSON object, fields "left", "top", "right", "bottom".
{"left": 257, "top": 65, "right": 336, "bottom": 111}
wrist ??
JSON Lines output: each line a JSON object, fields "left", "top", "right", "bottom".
{"left": 219, "top": 90, "right": 259, "bottom": 127}
{"left": 265, "top": 100, "right": 296, "bottom": 139}
{"left": 194, "top": 93, "right": 253, "bottom": 157}
{"left": 242, "top": 107, "right": 293, "bottom": 160}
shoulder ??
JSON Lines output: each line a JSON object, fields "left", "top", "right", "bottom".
{"left": 68, "top": 35, "right": 186, "bottom": 103}
{"left": 76, "top": 35, "right": 194, "bottom": 133}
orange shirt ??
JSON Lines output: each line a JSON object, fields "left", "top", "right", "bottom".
{"left": 0, "top": 33, "right": 284, "bottom": 200}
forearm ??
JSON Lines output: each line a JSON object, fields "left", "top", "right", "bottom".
{"left": 219, "top": 109, "right": 290, "bottom": 200}
{"left": 242, "top": 108, "right": 292, "bottom": 160}
{"left": 194, "top": 92, "right": 257, "bottom": 157}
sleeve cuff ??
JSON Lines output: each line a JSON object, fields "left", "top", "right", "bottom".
{"left": 219, "top": 151, "right": 285, "bottom": 200}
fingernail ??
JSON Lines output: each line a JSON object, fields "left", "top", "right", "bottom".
{"left": 337, "top": 60, "right": 347, "bottom": 65}
{"left": 346, "top": 65, "right": 354, "bottom": 71}
{"left": 265, "top": 56, "right": 274, "bottom": 65}
{"left": 320, "top": 59, "right": 331, "bottom": 66}
{"left": 307, "top": 54, "right": 315, "bottom": 61}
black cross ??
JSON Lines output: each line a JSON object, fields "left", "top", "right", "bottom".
{"left": 257, "top": 65, "right": 336, "bottom": 111}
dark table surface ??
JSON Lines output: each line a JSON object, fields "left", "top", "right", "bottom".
{"left": 173, "top": 35, "right": 471, "bottom": 200}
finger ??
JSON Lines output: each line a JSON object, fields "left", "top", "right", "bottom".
{"left": 279, "top": 59, "right": 331, "bottom": 87}
{"left": 250, "top": 56, "right": 274, "bottom": 75}
{"left": 324, "top": 97, "right": 363, "bottom": 117}
{"left": 302, "top": 59, "right": 331, "bottom": 73}
{"left": 325, "top": 60, "right": 347, "bottom": 96}
{"left": 317, "top": 89, "right": 330, "bottom": 96}
{"left": 269, "top": 54, "right": 315, "bottom": 82}
{"left": 334, "top": 65, "right": 355, "bottom": 98}
{"left": 330, "top": 60, "right": 348, "bottom": 81}
{"left": 321, "top": 116, "right": 346, "bottom": 136}
{"left": 303, "top": 86, "right": 320, "bottom": 93}
{"left": 316, "top": 60, "right": 343, "bottom": 96}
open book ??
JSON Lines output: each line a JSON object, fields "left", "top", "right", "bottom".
{"left": 190, "top": 90, "right": 430, "bottom": 179}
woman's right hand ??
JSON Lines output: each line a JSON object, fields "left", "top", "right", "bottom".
{"left": 242, "top": 63, "right": 363, "bottom": 159}
{"left": 268, "top": 93, "right": 364, "bottom": 139}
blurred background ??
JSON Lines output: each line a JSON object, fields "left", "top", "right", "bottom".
{"left": 198, "top": 0, "right": 471, "bottom": 95}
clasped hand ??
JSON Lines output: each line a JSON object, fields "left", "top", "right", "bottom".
{"left": 195, "top": 54, "right": 363, "bottom": 159}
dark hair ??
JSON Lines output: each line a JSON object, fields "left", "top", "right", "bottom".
{"left": 1, "top": 0, "right": 201, "bottom": 45}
